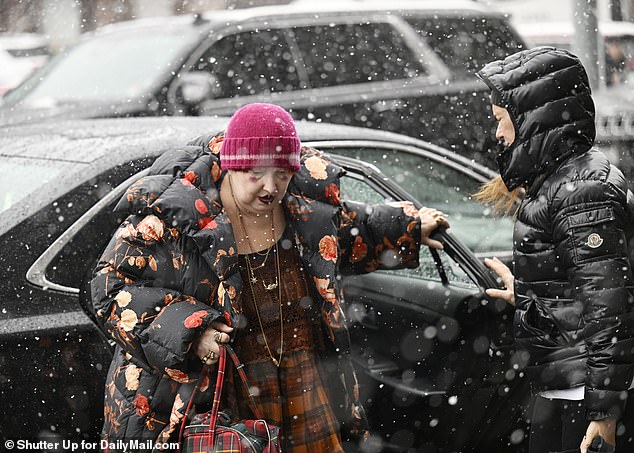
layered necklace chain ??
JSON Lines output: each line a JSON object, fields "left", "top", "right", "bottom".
{"left": 229, "top": 176, "right": 284, "bottom": 367}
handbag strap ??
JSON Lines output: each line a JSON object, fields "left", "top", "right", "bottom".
{"left": 225, "top": 344, "right": 263, "bottom": 420}
{"left": 177, "top": 346, "right": 227, "bottom": 449}
{"left": 177, "top": 344, "right": 267, "bottom": 450}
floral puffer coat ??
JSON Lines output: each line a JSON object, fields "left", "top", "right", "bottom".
{"left": 90, "top": 132, "right": 423, "bottom": 449}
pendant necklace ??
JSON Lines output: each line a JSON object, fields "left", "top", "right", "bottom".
{"left": 229, "top": 175, "right": 284, "bottom": 367}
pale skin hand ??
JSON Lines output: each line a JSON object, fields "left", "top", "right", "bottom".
{"left": 192, "top": 321, "right": 233, "bottom": 365}
{"left": 484, "top": 257, "right": 515, "bottom": 305}
{"left": 419, "top": 207, "right": 450, "bottom": 250}
{"left": 580, "top": 419, "right": 617, "bottom": 453}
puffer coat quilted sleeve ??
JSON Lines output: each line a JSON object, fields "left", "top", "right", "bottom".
{"left": 549, "top": 169, "right": 634, "bottom": 419}
{"left": 91, "top": 214, "right": 223, "bottom": 377}
{"left": 91, "top": 144, "right": 226, "bottom": 379}
{"left": 338, "top": 200, "right": 422, "bottom": 274}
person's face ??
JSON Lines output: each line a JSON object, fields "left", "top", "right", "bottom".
{"left": 229, "top": 167, "right": 294, "bottom": 215}
{"left": 492, "top": 104, "right": 516, "bottom": 146}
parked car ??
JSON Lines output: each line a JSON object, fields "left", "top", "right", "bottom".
{"left": 0, "top": 49, "right": 33, "bottom": 97}
{"left": 515, "top": 21, "right": 634, "bottom": 180}
{"left": 0, "top": 116, "right": 533, "bottom": 451}
{"left": 0, "top": 33, "right": 50, "bottom": 96}
{"left": 0, "top": 1, "right": 526, "bottom": 168}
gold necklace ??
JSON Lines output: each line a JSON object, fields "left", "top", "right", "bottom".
{"left": 229, "top": 175, "right": 284, "bottom": 367}
{"left": 246, "top": 253, "right": 277, "bottom": 288}
{"left": 247, "top": 243, "right": 273, "bottom": 273}
{"left": 236, "top": 213, "right": 278, "bottom": 289}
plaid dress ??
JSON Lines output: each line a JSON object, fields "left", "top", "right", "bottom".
{"left": 223, "top": 233, "right": 344, "bottom": 453}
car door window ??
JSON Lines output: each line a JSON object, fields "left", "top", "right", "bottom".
{"left": 331, "top": 146, "right": 514, "bottom": 255}
{"left": 194, "top": 29, "right": 302, "bottom": 97}
{"left": 340, "top": 173, "right": 475, "bottom": 288}
{"left": 404, "top": 16, "right": 524, "bottom": 78}
{"left": 291, "top": 23, "right": 426, "bottom": 88}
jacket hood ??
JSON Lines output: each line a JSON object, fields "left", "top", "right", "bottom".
{"left": 477, "top": 47, "right": 596, "bottom": 193}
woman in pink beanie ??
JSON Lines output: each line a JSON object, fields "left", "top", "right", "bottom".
{"left": 92, "top": 103, "right": 448, "bottom": 452}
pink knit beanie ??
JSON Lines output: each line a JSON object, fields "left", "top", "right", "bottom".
{"left": 220, "top": 103, "right": 301, "bottom": 171}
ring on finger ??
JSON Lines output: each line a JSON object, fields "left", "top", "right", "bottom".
{"left": 214, "top": 332, "right": 223, "bottom": 343}
{"left": 201, "top": 349, "right": 216, "bottom": 364}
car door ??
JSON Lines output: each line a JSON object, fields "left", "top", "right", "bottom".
{"left": 324, "top": 153, "right": 526, "bottom": 452}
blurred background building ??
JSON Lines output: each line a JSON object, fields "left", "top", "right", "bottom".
{"left": 0, "top": 0, "right": 632, "bottom": 93}
{"left": 1, "top": 0, "right": 633, "bottom": 52}
{"left": 487, "top": 0, "right": 634, "bottom": 23}
{"left": 0, "top": 0, "right": 292, "bottom": 50}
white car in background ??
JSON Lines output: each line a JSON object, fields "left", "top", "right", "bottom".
{"left": 0, "top": 33, "right": 50, "bottom": 97}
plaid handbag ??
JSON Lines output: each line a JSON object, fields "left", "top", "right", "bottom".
{"left": 178, "top": 345, "right": 281, "bottom": 453}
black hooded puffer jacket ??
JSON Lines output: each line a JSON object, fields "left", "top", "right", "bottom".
{"left": 478, "top": 47, "right": 634, "bottom": 420}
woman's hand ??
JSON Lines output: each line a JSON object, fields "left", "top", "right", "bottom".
{"left": 419, "top": 207, "right": 449, "bottom": 250}
{"left": 580, "top": 419, "right": 617, "bottom": 453}
{"left": 192, "top": 321, "right": 233, "bottom": 365}
{"left": 484, "top": 257, "right": 515, "bottom": 305}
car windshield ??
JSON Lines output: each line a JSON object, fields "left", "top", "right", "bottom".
{"left": 3, "top": 26, "right": 197, "bottom": 107}
{"left": 0, "top": 157, "right": 69, "bottom": 212}
{"left": 0, "top": 156, "right": 76, "bottom": 232}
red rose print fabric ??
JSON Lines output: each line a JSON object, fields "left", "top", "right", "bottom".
{"left": 91, "top": 132, "right": 422, "bottom": 449}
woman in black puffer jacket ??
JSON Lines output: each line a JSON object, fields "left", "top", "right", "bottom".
{"left": 476, "top": 47, "right": 634, "bottom": 453}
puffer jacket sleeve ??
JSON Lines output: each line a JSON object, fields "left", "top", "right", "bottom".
{"left": 91, "top": 213, "right": 223, "bottom": 380}
{"left": 551, "top": 180, "right": 634, "bottom": 420}
{"left": 338, "top": 200, "right": 422, "bottom": 274}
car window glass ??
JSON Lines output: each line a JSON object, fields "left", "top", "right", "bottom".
{"left": 331, "top": 147, "right": 514, "bottom": 254}
{"left": 3, "top": 28, "right": 198, "bottom": 106}
{"left": 404, "top": 16, "right": 523, "bottom": 78}
{"left": 339, "top": 175, "right": 386, "bottom": 205}
{"left": 340, "top": 173, "right": 474, "bottom": 287}
{"left": 291, "top": 23, "right": 426, "bottom": 88}
{"left": 195, "top": 29, "right": 301, "bottom": 97}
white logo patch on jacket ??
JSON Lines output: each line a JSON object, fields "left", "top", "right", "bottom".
{"left": 586, "top": 233, "right": 604, "bottom": 248}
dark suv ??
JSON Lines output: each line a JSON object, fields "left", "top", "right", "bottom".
{"left": 0, "top": 1, "right": 525, "bottom": 166}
